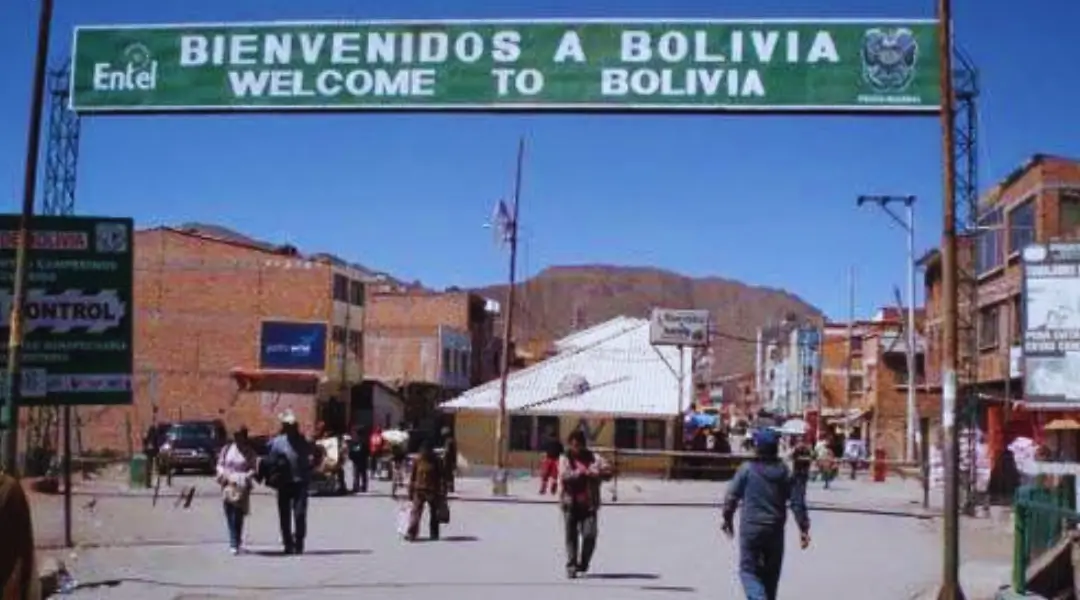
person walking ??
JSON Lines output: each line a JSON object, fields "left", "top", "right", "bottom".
{"left": 369, "top": 426, "right": 385, "bottom": 478}
{"left": 216, "top": 426, "right": 257, "bottom": 555}
{"left": 406, "top": 441, "right": 447, "bottom": 541}
{"left": 268, "top": 410, "right": 315, "bottom": 555}
{"left": 0, "top": 468, "right": 40, "bottom": 600}
{"left": 142, "top": 425, "right": 160, "bottom": 489}
{"left": 348, "top": 425, "right": 370, "bottom": 494}
{"left": 440, "top": 426, "right": 458, "bottom": 494}
{"left": 722, "top": 428, "right": 811, "bottom": 600}
{"left": 559, "top": 430, "right": 611, "bottom": 579}
{"left": 539, "top": 428, "right": 563, "bottom": 495}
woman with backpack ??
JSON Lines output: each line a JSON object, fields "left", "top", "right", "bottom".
{"left": 216, "top": 426, "right": 258, "bottom": 555}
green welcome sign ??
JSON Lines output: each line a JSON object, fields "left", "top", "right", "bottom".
{"left": 70, "top": 19, "right": 942, "bottom": 114}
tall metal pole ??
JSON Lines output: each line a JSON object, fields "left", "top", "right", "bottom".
{"left": 937, "top": 0, "right": 964, "bottom": 595}
{"left": 493, "top": 137, "right": 525, "bottom": 496}
{"left": 2, "top": 0, "right": 55, "bottom": 476}
{"left": 906, "top": 200, "right": 919, "bottom": 465}
{"left": 845, "top": 267, "right": 856, "bottom": 437}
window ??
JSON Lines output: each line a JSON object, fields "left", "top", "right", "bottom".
{"left": 849, "top": 336, "right": 863, "bottom": 354}
{"left": 536, "top": 415, "right": 560, "bottom": 442}
{"left": 331, "top": 326, "right": 347, "bottom": 345}
{"left": 332, "top": 274, "right": 349, "bottom": 302}
{"left": 348, "top": 280, "right": 364, "bottom": 306}
{"left": 976, "top": 208, "right": 1004, "bottom": 274}
{"left": 848, "top": 375, "right": 864, "bottom": 393}
{"left": 442, "top": 348, "right": 452, "bottom": 377}
{"left": 642, "top": 420, "right": 667, "bottom": 450}
{"left": 1012, "top": 296, "right": 1023, "bottom": 341}
{"left": 1008, "top": 198, "right": 1036, "bottom": 255}
{"left": 978, "top": 305, "right": 1000, "bottom": 349}
{"left": 614, "top": 418, "right": 639, "bottom": 449}
{"left": 1059, "top": 190, "right": 1080, "bottom": 238}
{"left": 509, "top": 415, "right": 534, "bottom": 451}
{"left": 347, "top": 330, "right": 362, "bottom": 355}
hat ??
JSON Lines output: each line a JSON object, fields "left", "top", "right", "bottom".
{"left": 278, "top": 409, "right": 298, "bottom": 425}
{"left": 752, "top": 428, "right": 781, "bottom": 449}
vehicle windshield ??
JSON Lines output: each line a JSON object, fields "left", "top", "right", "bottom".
{"left": 167, "top": 424, "right": 214, "bottom": 441}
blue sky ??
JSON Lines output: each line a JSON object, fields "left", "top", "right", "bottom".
{"left": 2, "top": 0, "right": 1079, "bottom": 322}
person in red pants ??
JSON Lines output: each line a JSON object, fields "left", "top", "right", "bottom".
{"left": 539, "top": 428, "right": 564, "bottom": 494}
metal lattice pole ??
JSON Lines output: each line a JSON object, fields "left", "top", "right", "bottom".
{"left": 953, "top": 48, "right": 980, "bottom": 515}
{"left": 25, "top": 62, "right": 82, "bottom": 474}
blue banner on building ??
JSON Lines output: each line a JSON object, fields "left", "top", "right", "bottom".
{"left": 259, "top": 321, "right": 327, "bottom": 371}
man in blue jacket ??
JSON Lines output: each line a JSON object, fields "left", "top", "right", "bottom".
{"left": 268, "top": 409, "right": 314, "bottom": 555}
{"left": 722, "top": 428, "right": 811, "bottom": 600}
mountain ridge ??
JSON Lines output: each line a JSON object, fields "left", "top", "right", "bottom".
{"left": 472, "top": 263, "right": 823, "bottom": 377}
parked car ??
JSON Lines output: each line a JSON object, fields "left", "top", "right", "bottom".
{"left": 159, "top": 420, "right": 227, "bottom": 475}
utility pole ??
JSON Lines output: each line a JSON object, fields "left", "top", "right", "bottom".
{"left": 857, "top": 194, "right": 919, "bottom": 463}
{"left": 2, "top": 0, "right": 55, "bottom": 475}
{"left": 845, "top": 267, "right": 856, "bottom": 437}
{"left": 937, "top": 0, "right": 964, "bottom": 595}
{"left": 492, "top": 136, "right": 525, "bottom": 496}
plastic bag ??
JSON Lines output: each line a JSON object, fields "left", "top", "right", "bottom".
{"left": 396, "top": 503, "right": 411, "bottom": 538}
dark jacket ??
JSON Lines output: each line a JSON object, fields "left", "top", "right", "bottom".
{"left": 347, "top": 436, "right": 369, "bottom": 461}
{"left": 442, "top": 438, "right": 458, "bottom": 473}
{"left": 409, "top": 455, "right": 445, "bottom": 497}
{"left": 542, "top": 438, "right": 564, "bottom": 459}
{"left": 723, "top": 459, "right": 810, "bottom": 533}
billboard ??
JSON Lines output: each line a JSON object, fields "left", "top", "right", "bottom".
{"left": 1022, "top": 243, "right": 1080, "bottom": 402}
{"left": 259, "top": 321, "right": 328, "bottom": 371}
{"left": 649, "top": 308, "right": 710, "bottom": 347}
{"left": 0, "top": 216, "right": 134, "bottom": 406}
{"left": 70, "top": 19, "right": 941, "bottom": 114}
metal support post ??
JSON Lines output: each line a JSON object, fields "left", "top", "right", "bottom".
{"left": 2, "top": 0, "right": 55, "bottom": 476}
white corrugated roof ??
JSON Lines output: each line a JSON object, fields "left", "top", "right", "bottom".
{"left": 442, "top": 317, "right": 692, "bottom": 418}
{"left": 552, "top": 315, "right": 643, "bottom": 353}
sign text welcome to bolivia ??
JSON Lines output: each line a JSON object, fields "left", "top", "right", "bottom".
{"left": 70, "top": 19, "right": 941, "bottom": 114}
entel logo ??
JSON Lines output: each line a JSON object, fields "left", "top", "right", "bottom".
{"left": 92, "top": 43, "right": 158, "bottom": 92}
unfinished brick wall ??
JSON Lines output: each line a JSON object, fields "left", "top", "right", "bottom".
{"left": 76, "top": 228, "right": 334, "bottom": 454}
{"left": 364, "top": 292, "right": 500, "bottom": 388}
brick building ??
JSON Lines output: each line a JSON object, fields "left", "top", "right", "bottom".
{"left": 819, "top": 308, "right": 934, "bottom": 460}
{"left": 363, "top": 291, "right": 502, "bottom": 423}
{"left": 77, "top": 226, "right": 372, "bottom": 453}
{"left": 920, "top": 154, "right": 1080, "bottom": 460}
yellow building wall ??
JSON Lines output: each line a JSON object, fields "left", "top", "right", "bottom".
{"left": 452, "top": 410, "right": 673, "bottom": 477}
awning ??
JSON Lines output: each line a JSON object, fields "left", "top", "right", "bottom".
{"left": 1044, "top": 418, "right": 1080, "bottom": 432}
{"left": 229, "top": 368, "right": 326, "bottom": 392}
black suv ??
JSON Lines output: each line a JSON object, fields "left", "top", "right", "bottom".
{"left": 159, "top": 420, "right": 227, "bottom": 475}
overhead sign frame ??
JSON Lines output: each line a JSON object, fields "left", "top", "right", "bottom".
{"left": 69, "top": 18, "right": 942, "bottom": 115}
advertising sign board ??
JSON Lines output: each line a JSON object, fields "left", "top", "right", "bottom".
{"left": 259, "top": 321, "right": 328, "bottom": 371}
{"left": 649, "top": 308, "right": 710, "bottom": 347}
{"left": 0, "top": 216, "right": 134, "bottom": 406}
{"left": 1022, "top": 243, "right": 1080, "bottom": 403}
{"left": 71, "top": 19, "right": 941, "bottom": 114}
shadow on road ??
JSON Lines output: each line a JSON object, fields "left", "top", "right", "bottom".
{"left": 70, "top": 577, "right": 693, "bottom": 592}
{"left": 583, "top": 573, "right": 660, "bottom": 580}
{"left": 248, "top": 548, "right": 372, "bottom": 557}
{"left": 410, "top": 535, "right": 480, "bottom": 543}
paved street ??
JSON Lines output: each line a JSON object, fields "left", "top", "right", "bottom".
{"left": 27, "top": 473, "right": 964, "bottom": 599}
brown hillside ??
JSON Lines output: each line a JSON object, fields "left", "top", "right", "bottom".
{"left": 472, "top": 265, "right": 823, "bottom": 377}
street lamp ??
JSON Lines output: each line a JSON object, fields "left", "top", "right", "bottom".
{"left": 857, "top": 194, "right": 919, "bottom": 465}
